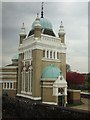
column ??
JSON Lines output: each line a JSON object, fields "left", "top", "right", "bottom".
{"left": 64, "top": 87, "right": 67, "bottom": 95}
{"left": 55, "top": 51, "right": 57, "bottom": 59}
{"left": 49, "top": 50, "right": 50, "bottom": 59}
{"left": 9, "top": 83, "right": 10, "bottom": 89}
{"left": 24, "top": 71, "right": 25, "bottom": 92}
{"left": 52, "top": 51, "right": 54, "bottom": 59}
{"left": 22, "top": 72, "right": 23, "bottom": 91}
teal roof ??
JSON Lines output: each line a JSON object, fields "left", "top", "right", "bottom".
{"left": 41, "top": 64, "right": 62, "bottom": 79}
{"left": 32, "top": 18, "right": 53, "bottom": 30}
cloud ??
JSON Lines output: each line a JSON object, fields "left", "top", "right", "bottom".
{"left": 1, "top": 2, "right": 88, "bottom": 73}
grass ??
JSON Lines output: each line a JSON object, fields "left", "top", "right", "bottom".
{"left": 67, "top": 101, "right": 84, "bottom": 107}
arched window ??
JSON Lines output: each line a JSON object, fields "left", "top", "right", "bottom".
{"left": 57, "top": 52, "right": 59, "bottom": 59}
{"left": 50, "top": 51, "right": 52, "bottom": 59}
{"left": 22, "top": 66, "right": 26, "bottom": 92}
{"left": 28, "top": 65, "right": 33, "bottom": 93}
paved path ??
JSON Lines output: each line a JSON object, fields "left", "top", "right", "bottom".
{"left": 70, "top": 98, "right": 90, "bottom": 111}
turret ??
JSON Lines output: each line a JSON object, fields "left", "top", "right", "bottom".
{"left": 58, "top": 21, "right": 65, "bottom": 43}
{"left": 34, "top": 13, "right": 41, "bottom": 38}
{"left": 19, "top": 23, "right": 26, "bottom": 44}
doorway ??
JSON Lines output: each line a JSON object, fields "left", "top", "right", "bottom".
{"left": 58, "top": 96, "right": 64, "bottom": 106}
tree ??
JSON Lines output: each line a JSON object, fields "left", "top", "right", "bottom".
{"left": 66, "top": 71, "right": 85, "bottom": 89}
{"left": 84, "top": 73, "right": 90, "bottom": 90}
{"left": 66, "top": 64, "right": 71, "bottom": 72}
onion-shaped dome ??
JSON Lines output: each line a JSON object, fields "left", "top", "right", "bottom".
{"left": 32, "top": 18, "right": 53, "bottom": 30}
{"left": 41, "top": 64, "right": 62, "bottom": 79}
{"left": 28, "top": 18, "right": 55, "bottom": 37}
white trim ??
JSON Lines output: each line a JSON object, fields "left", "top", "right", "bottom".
{"left": 41, "top": 86, "right": 53, "bottom": 88}
{"left": 21, "top": 91, "right": 32, "bottom": 95}
{"left": 22, "top": 58, "right": 32, "bottom": 62}
{"left": 80, "top": 92, "right": 90, "bottom": 95}
{"left": 2, "top": 81, "right": 16, "bottom": 83}
{"left": 3, "top": 88, "right": 16, "bottom": 90}
{"left": 41, "top": 82, "right": 53, "bottom": 85}
{"left": 42, "top": 102, "right": 57, "bottom": 105}
{"left": 19, "top": 34, "right": 66, "bottom": 54}
{"left": 26, "top": 92, "right": 32, "bottom": 95}
{"left": 68, "top": 89, "right": 81, "bottom": 92}
{"left": 17, "top": 94, "right": 41, "bottom": 100}
{"left": 0, "top": 72, "right": 17, "bottom": 75}
{"left": 21, "top": 91, "right": 26, "bottom": 94}
{"left": 4, "top": 66, "right": 18, "bottom": 68}
{"left": 42, "top": 58, "right": 61, "bottom": 62}
{"left": 41, "top": 78, "right": 56, "bottom": 81}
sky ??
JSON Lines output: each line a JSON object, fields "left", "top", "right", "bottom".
{"left": 0, "top": 0, "right": 89, "bottom": 73}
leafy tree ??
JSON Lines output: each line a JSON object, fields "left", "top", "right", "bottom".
{"left": 66, "top": 72, "right": 85, "bottom": 89}
{"left": 66, "top": 64, "right": 71, "bottom": 72}
{"left": 84, "top": 73, "right": 90, "bottom": 90}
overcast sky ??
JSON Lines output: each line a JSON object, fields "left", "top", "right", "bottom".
{"left": 0, "top": 0, "right": 89, "bottom": 73}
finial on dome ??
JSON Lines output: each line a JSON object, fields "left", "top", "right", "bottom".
{"left": 61, "top": 21, "right": 63, "bottom": 26}
{"left": 22, "top": 22, "right": 24, "bottom": 27}
{"left": 41, "top": 2, "right": 44, "bottom": 18}
{"left": 36, "top": 13, "right": 39, "bottom": 20}
{"left": 37, "top": 13, "right": 39, "bottom": 17}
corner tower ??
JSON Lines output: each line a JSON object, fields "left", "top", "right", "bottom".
{"left": 58, "top": 21, "right": 65, "bottom": 43}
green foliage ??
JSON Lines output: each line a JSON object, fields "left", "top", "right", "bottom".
{"left": 84, "top": 73, "right": 90, "bottom": 90}
{"left": 67, "top": 101, "right": 83, "bottom": 107}
{"left": 2, "top": 91, "right": 8, "bottom": 96}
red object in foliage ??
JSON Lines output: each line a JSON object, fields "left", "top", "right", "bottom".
{"left": 66, "top": 72, "right": 85, "bottom": 85}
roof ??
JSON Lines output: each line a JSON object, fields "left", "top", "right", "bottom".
{"left": 41, "top": 64, "right": 62, "bottom": 79}
{"left": 32, "top": 18, "right": 53, "bottom": 30}
{"left": 28, "top": 18, "right": 56, "bottom": 37}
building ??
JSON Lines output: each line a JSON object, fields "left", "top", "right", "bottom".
{"left": 17, "top": 3, "right": 67, "bottom": 106}
{"left": 0, "top": 55, "right": 18, "bottom": 97}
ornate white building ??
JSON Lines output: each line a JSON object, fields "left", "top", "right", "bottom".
{"left": 17, "top": 3, "right": 67, "bottom": 106}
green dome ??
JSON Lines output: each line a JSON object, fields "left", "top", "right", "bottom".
{"left": 32, "top": 18, "right": 53, "bottom": 30}
{"left": 41, "top": 64, "right": 62, "bottom": 79}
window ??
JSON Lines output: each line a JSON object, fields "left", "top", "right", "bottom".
{"left": 57, "top": 52, "right": 59, "bottom": 59}
{"left": 10, "top": 83, "right": 13, "bottom": 89}
{"left": 4, "top": 83, "right": 6, "bottom": 88}
{"left": 50, "top": 51, "right": 52, "bottom": 59}
{"left": 7, "top": 83, "right": 9, "bottom": 89}
{"left": 43, "top": 50, "right": 45, "bottom": 57}
{"left": 28, "top": 65, "right": 33, "bottom": 93}
{"left": 58, "top": 88, "right": 64, "bottom": 94}
{"left": 24, "top": 51, "right": 26, "bottom": 60}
